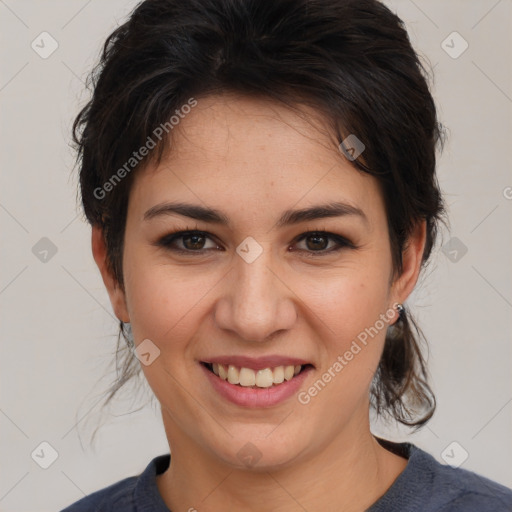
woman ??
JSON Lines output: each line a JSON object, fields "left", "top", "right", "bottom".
{"left": 62, "top": 0, "right": 512, "bottom": 510}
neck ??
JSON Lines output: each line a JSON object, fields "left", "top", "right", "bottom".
{"left": 156, "top": 408, "right": 407, "bottom": 512}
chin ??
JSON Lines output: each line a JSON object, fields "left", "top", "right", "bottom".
{"left": 207, "top": 429, "right": 308, "bottom": 472}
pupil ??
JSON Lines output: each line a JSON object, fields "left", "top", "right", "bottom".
{"left": 307, "top": 234, "right": 327, "bottom": 251}
{"left": 184, "top": 234, "right": 204, "bottom": 250}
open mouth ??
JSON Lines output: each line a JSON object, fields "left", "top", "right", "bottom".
{"left": 201, "top": 361, "right": 313, "bottom": 389}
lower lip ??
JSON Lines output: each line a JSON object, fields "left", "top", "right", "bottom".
{"left": 201, "top": 363, "right": 313, "bottom": 408}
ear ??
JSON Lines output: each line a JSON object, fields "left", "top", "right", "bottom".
{"left": 390, "top": 219, "right": 427, "bottom": 308}
{"left": 91, "top": 225, "right": 130, "bottom": 323}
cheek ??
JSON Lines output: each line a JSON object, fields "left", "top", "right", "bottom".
{"left": 292, "top": 260, "right": 392, "bottom": 393}
{"left": 125, "top": 267, "right": 200, "bottom": 342}
{"left": 121, "top": 259, "right": 214, "bottom": 408}
{"left": 294, "top": 261, "right": 391, "bottom": 341}
{"left": 295, "top": 277, "right": 392, "bottom": 414}
{"left": 122, "top": 248, "right": 225, "bottom": 362}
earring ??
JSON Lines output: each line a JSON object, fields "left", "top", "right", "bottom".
{"left": 396, "top": 303, "right": 404, "bottom": 321}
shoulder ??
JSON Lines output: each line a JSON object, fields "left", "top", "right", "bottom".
{"left": 424, "top": 450, "right": 512, "bottom": 511}
{"left": 60, "top": 475, "right": 138, "bottom": 511}
{"left": 60, "top": 454, "right": 171, "bottom": 512}
{"left": 370, "top": 440, "right": 512, "bottom": 512}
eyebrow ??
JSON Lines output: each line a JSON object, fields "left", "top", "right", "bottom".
{"left": 143, "top": 201, "right": 368, "bottom": 228}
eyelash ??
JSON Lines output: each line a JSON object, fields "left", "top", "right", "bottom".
{"left": 155, "top": 228, "right": 356, "bottom": 257}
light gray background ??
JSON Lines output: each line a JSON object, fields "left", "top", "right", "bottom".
{"left": 1, "top": 1, "right": 511, "bottom": 510}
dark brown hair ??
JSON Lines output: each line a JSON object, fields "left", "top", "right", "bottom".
{"left": 73, "top": 0, "right": 445, "bottom": 428}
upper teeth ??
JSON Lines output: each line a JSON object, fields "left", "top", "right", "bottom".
{"left": 212, "top": 363, "right": 302, "bottom": 388}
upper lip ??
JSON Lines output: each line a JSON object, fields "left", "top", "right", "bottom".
{"left": 202, "top": 355, "right": 313, "bottom": 371}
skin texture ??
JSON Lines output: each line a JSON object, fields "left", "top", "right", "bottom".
{"left": 92, "top": 93, "right": 426, "bottom": 512}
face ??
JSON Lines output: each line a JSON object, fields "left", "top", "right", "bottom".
{"left": 97, "top": 93, "right": 422, "bottom": 470}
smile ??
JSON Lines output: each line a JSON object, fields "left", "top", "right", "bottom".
{"left": 202, "top": 362, "right": 312, "bottom": 389}
{"left": 199, "top": 356, "right": 315, "bottom": 407}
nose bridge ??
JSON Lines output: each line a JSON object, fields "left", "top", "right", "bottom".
{"left": 215, "top": 241, "right": 296, "bottom": 341}
{"left": 238, "top": 252, "right": 276, "bottom": 313}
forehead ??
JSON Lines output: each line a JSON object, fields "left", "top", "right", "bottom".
{"left": 129, "top": 93, "right": 384, "bottom": 225}
{"left": 160, "top": 93, "right": 342, "bottom": 173}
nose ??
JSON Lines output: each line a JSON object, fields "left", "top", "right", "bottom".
{"left": 214, "top": 246, "right": 297, "bottom": 342}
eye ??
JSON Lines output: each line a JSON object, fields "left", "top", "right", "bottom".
{"left": 155, "top": 230, "right": 222, "bottom": 253}
{"left": 292, "top": 231, "right": 355, "bottom": 256}
{"left": 155, "top": 229, "right": 355, "bottom": 256}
